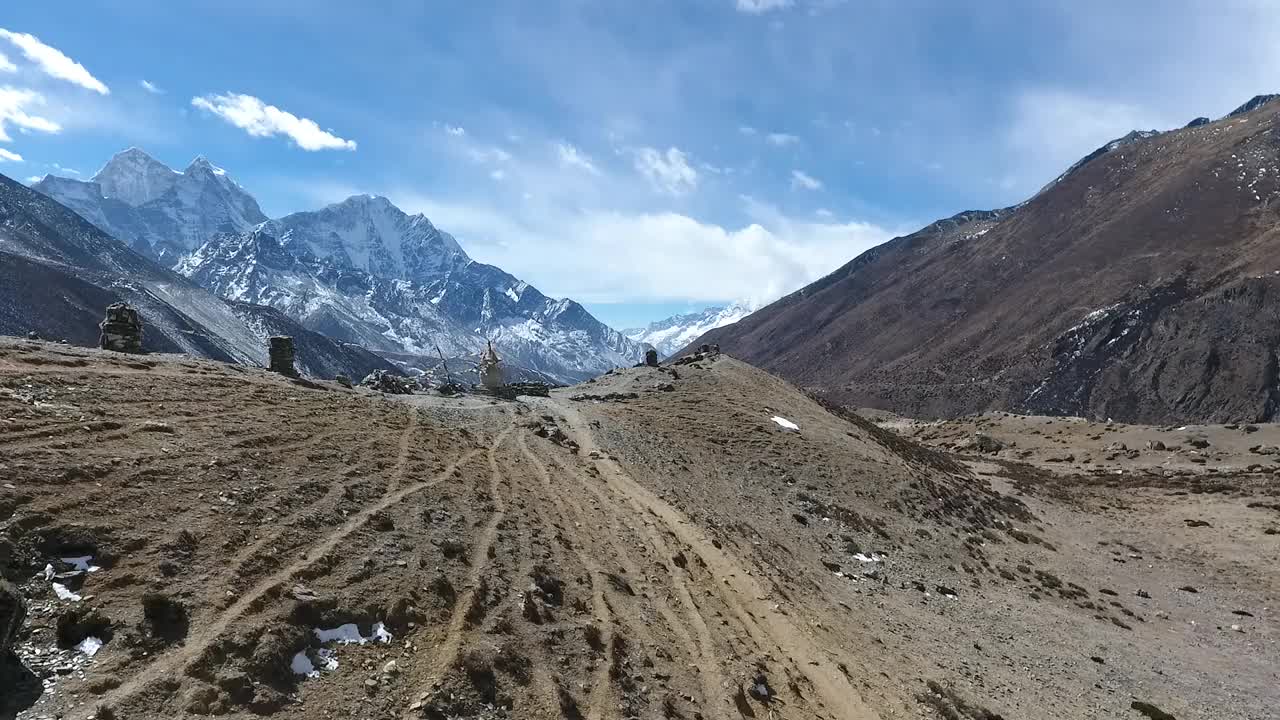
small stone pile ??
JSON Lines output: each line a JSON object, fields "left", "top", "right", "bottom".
{"left": 361, "top": 370, "right": 416, "bottom": 395}
{"left": 644, "top": 349, "right": 659, "bottom": 367}
{"left": 98, "top": 302, "right": 144, "bottom": 353}
{"left": 268, "top": 336, "right": 298, "bottom": 377}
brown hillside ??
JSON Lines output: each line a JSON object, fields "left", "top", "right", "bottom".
{"left": 694, "top": 97, "right": 1280, "bottom": 424}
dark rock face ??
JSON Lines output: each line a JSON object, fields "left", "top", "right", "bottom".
{"left": 0, "top": 579, "right": 25, "bottom": 656}
{"left": 99, "top": 302, "right": 144, "bottom": 353}
{"left": 692, "top": 95, "right": 1280, "bottom": 424}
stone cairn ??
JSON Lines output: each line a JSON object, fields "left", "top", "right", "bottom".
{"left": 99, "top": 302, "right": 144, "bottom": 353}
{"left": 644, "top": 348, "right": 659, "bottom": 367}
{"left": 479, "top": 341, "right": 505, "bottom": 390}
{"left": 268, "top": 336, "right": 298, "bottom": 377}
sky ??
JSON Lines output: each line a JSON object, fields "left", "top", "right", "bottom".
{"left": 1, "top": 1, "right": 1278, "bottom": 329}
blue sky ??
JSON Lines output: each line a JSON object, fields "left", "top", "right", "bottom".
{"left": 2, "top": 1, "right": 1278, "bottom": 329}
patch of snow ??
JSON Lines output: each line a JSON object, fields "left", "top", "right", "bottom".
{"left": 291, "top": 651, "right": 318, "bottom": 678}
{"left": 61, "top": 556, "right": 101, "bottom": 572}
{"left": 771, "top": 416, "right": 800, "bottom": 432}
{"left": 77, "top": 637, "right": 104, "bottom": 657}
{"left": 52, "top": 583, "right": 81, "bottom": 601}
{"left": 853, "top": 552, "right": 885, "bottom": 563}
{"left": 313, "top": 622, "right": 393, "bottom": 645}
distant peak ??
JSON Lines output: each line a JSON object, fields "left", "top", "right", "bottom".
{"left": 184, "top": 155, "right": 228, "bottom": 177}
{"left": 1227, "top": 94, "right": 1280, "bottom": 118}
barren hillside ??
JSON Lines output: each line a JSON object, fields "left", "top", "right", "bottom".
{"left": 1, "top": 342, "right": 1275, "bottom": 720}
{"left": 694, "top": 96, "right": 1280, "bottom": 425}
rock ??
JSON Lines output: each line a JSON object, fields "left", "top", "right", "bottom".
{"left": 98, "top": 302, "right": 144, "bottom": 354}
{"left": 644, "top": 349, "right": 659, "bottom": 367}
{"left": 1, "top": 579, "right": 26, "bottom": 656}
{"left": 334, "top": 374, "right": 352, "bottom": 388}
{"left": 964, "top": 433, "right": 1004, "bottom": 453}
{"left": 1187, "top": 437, "right": 1210, "bottom": 449}
{"left": 1130, "top": 700, "right": 1176, "bottom": 720}
{"left": 267, "top": 336, "right": 297, "bottom": 377}
{"left": 360, "top": 370, "right": 416, "bottom": 395}
{"left": 25, "top": 330, "right": 39, "bottom": 340}
{"left": 382, "top": 660, "right": 399, "bottom": 675}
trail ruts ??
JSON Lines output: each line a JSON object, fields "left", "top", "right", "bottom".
{"left": 97, "top": 429, "right": 484, "bottom": 713}
{"left": 404, "top": 425, "right": 514, "bottom": 711}
{"left": 546, "top": 399, "right": 880, "bottom": 720}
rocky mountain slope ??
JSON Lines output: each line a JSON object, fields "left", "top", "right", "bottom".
{"left": 34, "top": 148, "right": 267, "bottom": 264}
{"left": 695, "top": 94, "right": 1280, "bottom": 425}
{"left": 0, "top": 171, "right": 396, "bottom": 380}
{"left": 623, "top": 302, "right": 755, "bottom": 358}
{"left": 37, "top": 150, "right": 646, "bottom": 383}
{"left": 2, "top": 341, "right": 1274, "bottom": 720}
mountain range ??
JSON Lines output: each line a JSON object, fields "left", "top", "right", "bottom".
{"left": 693, "top": 94, "right": 1280, "bottom": 424}
{"left": 624, "top": 303, "right": 756, "bottom": 359}
{"left": 32, "top": 149, "right": 647, "bottom": 383}
{"left": 0, "top": 171, "right": 395, "bottom": 380}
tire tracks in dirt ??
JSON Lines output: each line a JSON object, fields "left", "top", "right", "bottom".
{"left": 98, "top": 425, "right": 487, "bottom": 713}
{"left": 546, "top": 399, "right": 879, "bottom": 720}
{"left": 403, "top": 425, "right": 514, "bottom": 713}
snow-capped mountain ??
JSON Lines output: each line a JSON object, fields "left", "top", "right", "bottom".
{"left": 177, "top": 225, "right": 644, "bottom": 382}
{"left": 264, "top": 195, "right": 471, "bottom": 282}
{"left": 0, "top": 170, "right": 397, "bottom": 380}
{"left": 34, "top": 148, "right": 267, "bottom": 263}
{"left": 36, "top": 147, "right": 647, "bottom": 382}
{"left": 625, "top": 303, "right": 756, "bottom": 358}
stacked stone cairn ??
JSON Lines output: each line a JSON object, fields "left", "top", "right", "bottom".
{"left": 644, "top": 348, "right": 659, "bottom": 367}
{"left": 268, "top": 336, "right": 298, "bottom": 377}
{"left": 98, "top": 302, "right": 144, "bottom": 353}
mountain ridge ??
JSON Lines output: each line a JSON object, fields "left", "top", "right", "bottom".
{"left": 691, "top": 93, "right": 1280, "bottom": 424}
{"left": 37, "top": 148, "right": 647, "bottom": 382}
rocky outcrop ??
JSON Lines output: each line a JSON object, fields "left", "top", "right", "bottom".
{"left": 0, "top": 579, "right": 24, "bottom": 657}
{"left": 361, "top": 370, "right": 416, "bottom": 395}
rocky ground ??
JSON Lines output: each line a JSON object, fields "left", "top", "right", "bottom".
{"left": 1, "top": 339, "right": 1275, "bottom": 720}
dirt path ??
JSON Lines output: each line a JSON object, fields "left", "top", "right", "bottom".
{"left": 541, "top": 397, "right": 880, "bottom": 720}
{"left": 100, "top": 423, "right": 485, "bottom": 711}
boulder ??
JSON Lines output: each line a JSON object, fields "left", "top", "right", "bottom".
{"left": 644, "top": 349, "right": 659, "bottom": 367}
{"left": 360, "top": 370, "right": 416, "bottom": 395}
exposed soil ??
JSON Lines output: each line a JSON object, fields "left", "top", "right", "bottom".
{"left": 1, "top": 340, "right": 1276, "bottom": 720}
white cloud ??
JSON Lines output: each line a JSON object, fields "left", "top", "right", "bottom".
{"left": 633, "top": 146, "right": 699, "bottom": 195}
{"left": 0, "top": 52, "right": 15, "bottom": 73}
{"left": 815, "top": 208, "right": 833, "bottom": 218}
{"left": 790, "top": 169, "right": 822, "bottom": 190}
{"left": 556, "top": 142, "right": 600, "bottom": 174}
{"left": 25, "top": 174, "right": 40, "bottom": 183}
{"left": 52, "top": 162, "right": 79, "bottom": 175}
{"left": 0, "top": 29, "right": 108, "bottom": 94}
{"left": 0, "top": 147, "right": 22, "bottom": 162}
{"left": 139, "top": 79, "right": 162, "bottom": 94}
{"left": 766, "top": 132, "right": 800, "bottom": 146}
{"left": 1002, "top": 88, "right": 1174, "bottom": 193}
{"left": 736, "top": 0, "right": 794, "bottom": 14}
{"left": 490, "top": 169, "right": 506, "bottom": 181}
{"left": 444, "top": 124, "right": 466, "bottom": 136}
{"left": 191, "top": 92, "right": 356, "bottom": 151}
{"left": 397, "top": 193, "right": 892, "bottom": 306}
{"left": 466, "top": 146, "right": 512, "bottom": 164}
{"left": 738, "top": 125, "right": 757, "bottom": 136}
{"left": 0, "top": 86, "right": 60, "bottom": 142}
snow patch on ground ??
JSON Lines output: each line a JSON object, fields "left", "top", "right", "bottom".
{"left": 771, "top": 416, "right": 800, "bottom": 431}
{"left": 313, "top": 622, "right": 393, "bottom": 645}
{"left": 77, "top": 637, "right": 104, "bottom": 657}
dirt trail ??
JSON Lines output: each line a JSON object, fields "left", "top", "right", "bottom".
{"left": 100, "top": 422, "right": 483, "bottom": 711}
{"left": 541, "top": 397, "right": 880, "bottom": 720}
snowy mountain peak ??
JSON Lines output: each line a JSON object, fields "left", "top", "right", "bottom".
{"left": 625, "top": 302, "right": 757, "bottom": 358}
{"left": 39, "top": 147, "right": 268, "bottom": 263}
{"left": 269, "top": 194, "right": 470, "bottom": 282}
{"left": 91, "top": 147, "right": 181, "bottom": 206}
